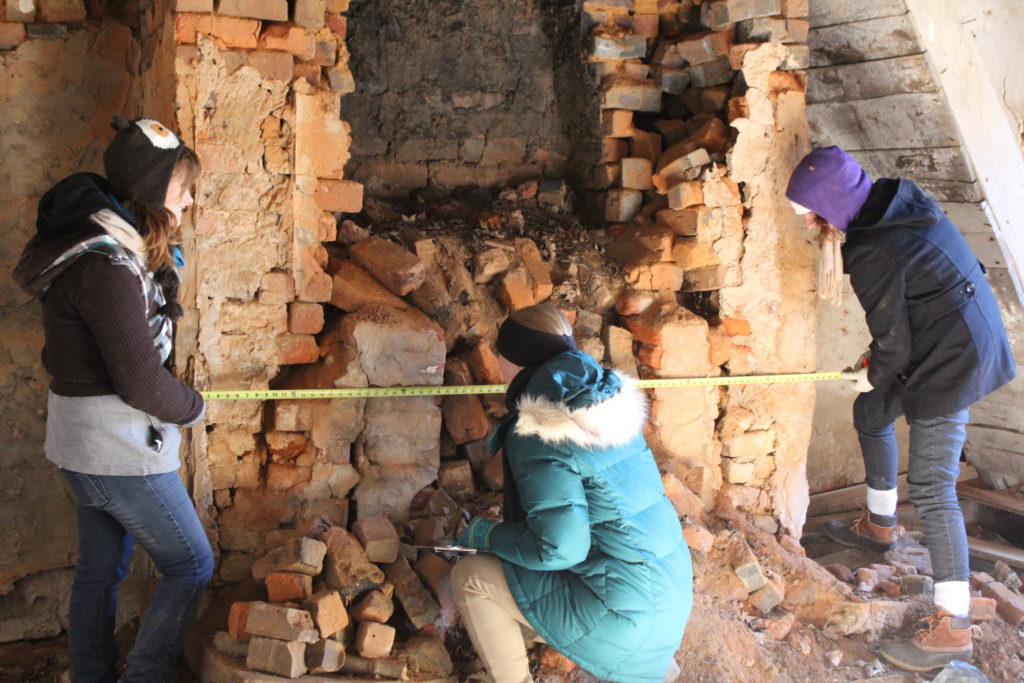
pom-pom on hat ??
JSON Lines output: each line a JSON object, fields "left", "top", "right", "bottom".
{"left": 103, "top": 115, "right": 185, "bottom": 208}
{"left": 785, "top": 146, "right": 872, "bottom": 231}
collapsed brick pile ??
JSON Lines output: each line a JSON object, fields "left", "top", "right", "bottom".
{"left": 209, "top": 522, "right": 458, "bottom": 680}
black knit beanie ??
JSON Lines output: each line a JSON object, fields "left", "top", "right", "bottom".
{"left": 103, "top": 115, "right": 185, "bottom": 208}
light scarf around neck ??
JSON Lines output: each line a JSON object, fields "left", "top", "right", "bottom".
{"left": 90, "top": 208, "right": 148, "bottom": 269}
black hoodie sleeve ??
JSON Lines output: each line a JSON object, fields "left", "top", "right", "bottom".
{"left": 72, "top": 256, "right": 205, "bottom": 425}
{"left": 846, "top": 244, "right": 912, "bottom": 393}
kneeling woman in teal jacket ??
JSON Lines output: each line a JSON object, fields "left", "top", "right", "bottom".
{"left": 452, "top": 304, "right": 692, "bottom": 683}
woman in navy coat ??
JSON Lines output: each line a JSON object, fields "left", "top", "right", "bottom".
{"left": 787, "top": 147, "right": 1015, "bottom": 673}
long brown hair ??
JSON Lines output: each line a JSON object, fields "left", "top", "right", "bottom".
{"left": 127, "top": 146, "right": 202, "bottom": 271}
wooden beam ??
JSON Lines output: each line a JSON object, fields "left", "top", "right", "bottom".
{"left": 967, "top": 537, "right": 1024, "bottom": 571}
{"left": 808, "top": 465, "right": 978, "bottom": 518}
{"left": 958, "top": 478, "right": 1024, "bottom": 516}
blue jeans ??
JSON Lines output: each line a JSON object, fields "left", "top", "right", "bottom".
{"left": 61, "top": 470, "right": 215, "bottom": 683}
{"left": 853, "top": 391, "right": 970, "bottom": 583}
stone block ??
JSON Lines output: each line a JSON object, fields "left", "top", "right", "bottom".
{"left": 472, "top": 248, "right": 512, "bottom": 284}
{"left": 0, "top": 20, "right": 25, "bottom": 47}
{"left": 266, "top": 572, "right": 314, "bottom": 603}
{"left": 228, "top": 601, "right": 253, "bottom": 641}
{"left": 605, "top": 188, "right": 643, "bottom": 223}
{"left": 981, "top": 582, "right": 1024, "bottom": 626}
{"left": 247, "top": 636, "right": 307, "bottom": 678}
{"left": 402, "top": 634, "right": 454, "bottom": 677}
{"left": 730, "top": 538, "right": 767, "bottom": 593}
{"left": 414, "top": 553, "right": 457, "bottom": 628}
{"left": 855, "top": 567, "right": 880, "bottom": 592}
{"left": 218, "top": 0, "right": 287, "bottom": 21}
{"left": 328, "top": 259, "right": 408, "bottom": 313}
{"left": 682, "top": 521, "right": 714, "bottom": 553}
{"left": 213, "top": 631, "right": 249, "bottom": 658}
{"left": 654, "top": 148, "right": 712, "bottom": 191}
{"left": 749, "top": 579, "right": 785, "bottom": 613}
{"left": 591, "top": 32, "right": 647, "bottom": 60}
{"left": 825, "top": 564, "right": 854, "bottom": 584}
{"left": 701, "top": 86, "right": 730, "bottom": 112}
{"left": 702, "top": 0, "right": 781, "bottom": 31}
{"left": 762, "top": 612, "right": 796, "bottom": 640}
{"left": 603, "top": 325, "right": 639, "bottom": 377}
{"left": 666, "top": 181, "right": 704, "bottom": 209}
{"left": 338, "top": 305, "right": 445, "bottom": 387}
{"left": 350, "top": 587, "right": 394, "bottom": 623}
{"left": 689, "top": 56, "right": 733, "bottom": 87}
{"left": 37, "top": 0, "right": 85, "bottom": 22}
{"left": 675, "top": 31, "right": 733, "bottom": 66}
{"left": 355, "top": 621, "right": 395, "bottom": 659}
{"left": 276, "top": 333, "right": 319, "bottom": 365}
{"left": 326, "top": 63, "right": 355, "bottom": 93}
{"left": 970, "top": 572, "right": 995, "bottom": 589}
{"left": 467, "top": 341, "right": 503, "bottom": 384}
{"left": 780, "top": 0, "right": 806, "bottom": 17}
{"left": 620, "top": 157, "right": 654, "bottom": 191}
{"left": 383, "top": 555, "right": 441, "bottom": 630}
{"left": 293, "top": 0, "right": 325, "bottom": 28}
{"left": 654, "top": 67, "right": 691, "bottom": 95}
{"left": 306, "top": 638, "right": 344, "bottom": 673}
{"left": 252, "top": 537, "right": 327, "bottom": 581}
{"left": 322, "top": 527, "right": 385, "bottom": 599}
{"left": 352, "top": 515, "right": 400, "bottom": 564}
{"left": 306, "top": 589, "right": 348, "bottom": 638}
{"left": 602, "top": 76, "right": 662, "bottom": 112}
{"left": 245, "top": 602, "right": 319, "bottom": 643}
{"left": 4, "top": 0, "right": 35, "bottom": 21}
{"left": 288, "top": 302, "right": 324, "bottom": 335}
{"left": 349, "top": 236, "right": 426, "bottom": 297}
{"left": 438, "top": 460, "right": 475, "bottom": 502}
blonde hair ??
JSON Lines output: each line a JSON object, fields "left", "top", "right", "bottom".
{"left": 127, "top": 146, "right": 202, "bottom": 271}
{"left": 508, "top": 304, "right": 573, "bottom": 337}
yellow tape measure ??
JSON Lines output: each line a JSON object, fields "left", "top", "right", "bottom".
{"left": 201, "top": 371, "right": 843, "bottom": 401}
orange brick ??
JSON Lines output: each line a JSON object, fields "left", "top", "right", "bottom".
{"left": 497, "top": 268, "right": 535, "bottom": 312}
{"left": 38, "top": 0, "right": 86, "bottom": 22}
{"left": 722, "top": 318, "right": 751, "bottom": 336}
{"left": 354, "top": 621, "right": 395, "bottom": 659}
{"left": 682, "top": 521, "right": 714, "bottom": 553}
{"left": 314, "top": 179, "right": 363, "bottom": 213}
{"left": 0, "top": 21, "right": 26, "bottom": 49}
{"left": 352, "top": 515, "right": 400, "bottom": 564}
{"left": 350, "top": 588, "right": 394, "bottom": 624}
{"left": 259, "top": 23, "right": 315, "bottom": 60}
{"left": 970, "top": 596, "right": 998, "bottom": 622}
{"left": 981, "top": 582, "right": 1024, "bottom": 626}
{"left": 602, "top": 110, "right": 634, "bottom": 138}
{"left": 306, "top": 590, "right": 348, "bottom": 638}
{"left": 228, "top": 601, "right": 253, "bottom": 641}
{"left": 266, "top": 572, "right": 314, "bottom": 603}
{"left": 289, "top": 302, "right": 324, "bottom": 334}
{"left": 218, "top": 0, "right": 287, "bottom": 21}
{"left": 266, "top": 462, "right": 312, "bottom": 490}
{"left": 467, "top": 341, "right": 502, "bottom": 384}
{"left": 276, "top": 333, "right": 319, "bottom": 365}
{"left": 539, "top": 646, "right": 577, "bottom": 673}
{"left": 621, "top": 157, "right": 654, "bottom": 191}
{"left": 666, "top": 181, "right": 703, "bottom": 208}
{"left": 781, "top": 0, "right": 808, "bottom": 17}
{"left": 174, "top": 13, "right": 261, "bottom": 49}
{"left": 602, "top": 137, "right": 628, "bottom": 163}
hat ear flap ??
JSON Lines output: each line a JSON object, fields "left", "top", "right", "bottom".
{"left": 110, "top": 114, "right": 132, "bottom": 131}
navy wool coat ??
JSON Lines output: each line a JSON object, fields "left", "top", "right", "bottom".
{"left": 843, "top": 179, "right": 1015, "bottom": 419}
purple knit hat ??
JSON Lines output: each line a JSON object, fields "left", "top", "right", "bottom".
{"left": 785, "top": 146, "right": 872, "bottom": 231}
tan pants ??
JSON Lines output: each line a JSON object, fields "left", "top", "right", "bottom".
{"left": 451, "top": 554, "right": 545, "bottom": 683}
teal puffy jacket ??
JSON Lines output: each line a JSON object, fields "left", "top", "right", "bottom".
{"left": 486, "top": 351, "right": 692, "bottom": 683}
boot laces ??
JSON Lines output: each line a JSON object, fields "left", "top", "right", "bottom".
{"left": 850, "top": 503, "right": 902, "bottom": 539}
{"left": 913, "top": 613, "right": 980, "bottom": 644}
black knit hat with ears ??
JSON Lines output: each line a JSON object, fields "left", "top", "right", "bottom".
{"left": 103, "top": 115, "right": 185, "bottom": 208}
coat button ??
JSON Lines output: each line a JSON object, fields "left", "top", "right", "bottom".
{"left": 964, "top": 282, "right": 975, "bottom": 296}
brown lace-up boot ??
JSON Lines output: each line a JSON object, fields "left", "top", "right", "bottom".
{"left": 878, "top": 609, "right": 974, "bottom": 672}
{"left": 823, "top": 506, "right": 899, "bottom": 553}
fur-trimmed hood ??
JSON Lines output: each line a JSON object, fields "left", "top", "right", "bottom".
{"left": 513, "top": 360, "right": 647, "bottom": 449}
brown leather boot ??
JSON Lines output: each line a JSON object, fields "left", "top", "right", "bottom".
{"left": 878, "top": 610, "right": 974, "bottom": 672}
{"left": 823, "top": 507, "right": 899, "bottom": 553}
